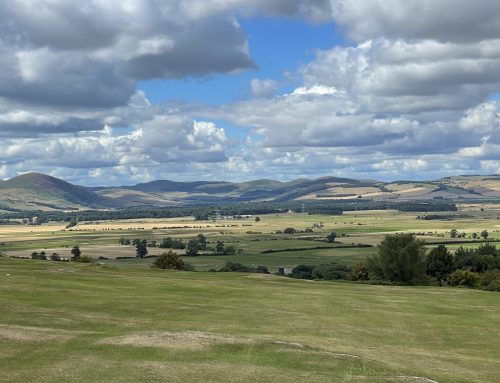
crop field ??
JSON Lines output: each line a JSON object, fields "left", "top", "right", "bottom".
{"left": 1, "top": 208, "right": 500, "bottom": 272}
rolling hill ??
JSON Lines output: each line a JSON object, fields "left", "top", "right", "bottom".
{"left": 1, "top": 172, "right": 500, "bottom": 212}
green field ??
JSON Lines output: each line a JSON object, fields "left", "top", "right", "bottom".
{"left": 1, "top": 208, "right": 500, "bottom": 382}
{"left": 1, "top": 209, "right": 499, "bottom": 273}
{"left": 1, "top": 257, "right": 499, "bottom": 383}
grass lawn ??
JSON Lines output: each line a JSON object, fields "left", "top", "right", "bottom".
{"left": 1, "top": 257, "right": 499, "bottom": 383}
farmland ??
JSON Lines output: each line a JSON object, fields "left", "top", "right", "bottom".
{"left": 1, "top": 205, "right": 500, "bottom": 382}
{"left": 1, "top": 207, "right": 499, "bottom": 271}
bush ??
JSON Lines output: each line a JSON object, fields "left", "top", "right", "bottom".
{"left": 31, "top": 251, "right": 47, "bottom": 260}
{"left": 312, "top": 262, "right": 351, "bottom": 280}
{"left": 74, "top": 255, "right": 95, "bottom": 263}
{"left": 153, "top": 251, "right": 192, "bottom": 271}
{"left": 50, "top": 253, "right": 61, "bottom": 261}
{"left": 283, "top": 227, "right": 296, "bottom": 234}
{"left": 219, "top": 262, "right": 253, "bottom": 272}
{"left": 255, "top": 265, "right": 270, "bottom": 274}
{"left": 350, "top": 262, "right": 369, "bottom": 281}
{"left": 449, "top": 269, "right": 480, "bottom": 288}
{"left": 480, "top": 270, "right": 500, "bottom": 292}
{"left": 290, "top": 264, "right": 315, "bottom": 280}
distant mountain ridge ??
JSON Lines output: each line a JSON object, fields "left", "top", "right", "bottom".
{"left": 1, "top": 172, "right": 500, "bottom": 212}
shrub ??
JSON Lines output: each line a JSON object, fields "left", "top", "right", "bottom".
{"left": 480, "top": 270, "right": 500, "bottom": 292}
{"left": 283, "top": 227, "right": 296, "bottom": 234}
{"left": 153, "top": 251, "right": 192, "bottom": 271}
{"left": 350, "top": 262, "right": 369, "bottom": 281}
{"left": 449, "top": 269, "right": 480, "bottom": 288}
{"left": 31, "top": 252, "right": 47, "bottom": 260}
{"left": 219, "top": 262, "right": 253, "bottom": 272}
{"left": 255, "top": 265, "right": 270, "bottom": 274}
{"left": 50, "top": 253, "right": 61, "bottom": 261}
{"left": 74, "top": 255, "right": 95, "bottom": 263}
{"left": 290, "top": 264, "right": 315, "bottom": 280}
{"left": 312, "top": 262, "right": 351, "bottom": 280}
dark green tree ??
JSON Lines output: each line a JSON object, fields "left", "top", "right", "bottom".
{"left": 450, "top": 229, "right": 458, "bottom": 238}
{"left": 426, "top": 245, "right": 453, "bottom": 286}
{"left": 196, "top": 234, "right": 207, "bottom": 250}
{"left": 367, "top": 234, "right": 427, "bottom": 284}
{"left": 186, "top": 239, "right": 199, "bottom": 257}
{"left": 481, "top": 230, "right": 489, "bottom": 240}
{"left": 135, "top": 241, "right": 148, "bottom": 258}
{"left": 326, "top": 232, "right": 337, "bottom": 243}
{"left": 70, "top": 245, "right": 81, "bottom": 259}
{"left": 215, "top": 241, "right": 225, "bottom": 254}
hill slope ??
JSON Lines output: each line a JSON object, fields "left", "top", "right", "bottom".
{"left": 2, "top": 172, "right": 500, "bottom": 211}
{"left": 0, "top": 173, "right": 107, "bottom": 211}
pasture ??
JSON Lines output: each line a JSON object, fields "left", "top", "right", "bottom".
{"left": 0, "top": 257, "right": 499, "bottom": 383}
{"left": 1, "top": 206, "right": 500, "bottom": 382}
{"left": 1, "top": 208, "right": 499, "bottom": 272}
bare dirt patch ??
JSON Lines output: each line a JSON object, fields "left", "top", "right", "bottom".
{"left": 0, "top": 324, "right": 80, "bottom": 342}
{"left": 97, "top": 331, "right": 253, "bottom": 350}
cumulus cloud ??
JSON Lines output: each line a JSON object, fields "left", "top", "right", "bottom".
{"left": 330, "top": 0, "right": 500, "bottom": 43}
{"left": 250, "top": 79, "right": 280, "bottom": 98}
{"left": 2, "top": 0, "right": 500, "bottom": 183}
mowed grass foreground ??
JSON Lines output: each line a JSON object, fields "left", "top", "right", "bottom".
{"left": 1, "top": 258, "right": 499, "bottom": 383}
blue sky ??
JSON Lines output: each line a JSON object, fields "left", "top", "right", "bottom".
{"left": 138, "top": 18, "right": 342, "bottom": 105}
{"left": 0, "top": 1, "right": 500, "bottom": 185}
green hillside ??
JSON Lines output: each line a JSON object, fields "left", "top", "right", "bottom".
{"left": 2, "top": 172, "right": 500, "bottom": 211}
{"left": 0, "top": 257, "right": 499, "bottom": 383}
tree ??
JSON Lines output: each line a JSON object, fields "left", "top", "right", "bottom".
{"left": 153, "top": 251, "right": 190, "bottom": 270}
{"left": 223, "top": 245, "right": 236, "bottom": 255}
{"left": 426, "top": 245, "right": 453, "bottom": 286}
{"left": 472, "top": 232, "right": 478, "bottom": 239}
{"left": 196, "top": 234, "right": 207, "bottom": 250}
{"left": 367, "top": 234, "right": 427, "bottom": 284}
{"left": 70, "top": 245, "right": 81, "bottom": 259}
{"left": 283, "top": 227, "right": 296, "bottom": 234}
{"left": 326, "top": 232, "right": 337, "bottom": 243}
{"left": 135, "top": 241, "right": 148, "bottom": 258}
{"left": 476, "top": 242, "right": 497, "bottom": 256}
{"left": 186, "top": 239, "right": 199, "bottom": 257}
{"left": 481, "top": 230, "right": 489, "bottom": 240}
{"left": 450, "top": 229, "right": 458, "bottom": 238}
{"left": 255, "top": 216, "right": 260, "bottom": 222}
{"left": 215, "top": 241, "right": 225, "bottom": 254}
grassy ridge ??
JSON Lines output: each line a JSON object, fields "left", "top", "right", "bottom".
{"left": 1, "top": 257, "right": 499, "bottom": 382}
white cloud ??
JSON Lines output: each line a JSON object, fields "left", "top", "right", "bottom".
{"left": 250, "top": 79, "right": 280, "bottom": 98}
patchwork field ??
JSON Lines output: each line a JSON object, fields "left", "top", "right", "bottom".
{"left": 1, "top": 208, "right": 499, "bottom": 272}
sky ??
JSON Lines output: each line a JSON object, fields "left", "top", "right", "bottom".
{"left": 0, "top": 0, "right": 500, "bottom": 186}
